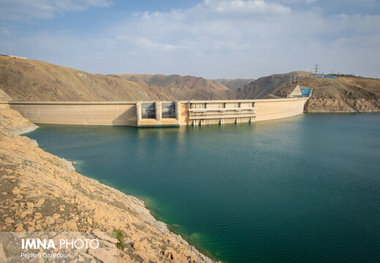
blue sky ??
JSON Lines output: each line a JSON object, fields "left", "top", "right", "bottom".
{"left": 0, "top": 0, "right": 379, "bottom": 78}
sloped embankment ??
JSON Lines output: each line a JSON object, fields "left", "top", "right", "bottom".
{"left": 233, "top": 72, "right": 380, "bottom": 112}
{"left": 0, "top": 107, "right": 214, "bottom": 263}
{"left": 298, "top": 77, "right": 380, "bottom": 112}
{"left": 0, "top": 55, "right": 173, "bottom": 102}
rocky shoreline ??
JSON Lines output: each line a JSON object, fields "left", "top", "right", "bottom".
{"left": 305, "top": 97, "right": 380, "bottom": 113}
{"left": 0, "top": 107, "right": 215, "bottom": 262}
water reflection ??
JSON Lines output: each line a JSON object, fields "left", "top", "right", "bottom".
{"left": 135, "top": 127, "right": 188, "bottom": 161}
{"left": 26, "top": 114, "right": 380, "bottom": 263}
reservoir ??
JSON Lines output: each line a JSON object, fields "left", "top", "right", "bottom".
{"left": 27, "top": 113, "right": 380, "bottom": 262}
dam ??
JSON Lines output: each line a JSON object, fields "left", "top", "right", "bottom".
{"left": 1, "top": 85, "right": 311, "bottom": 127}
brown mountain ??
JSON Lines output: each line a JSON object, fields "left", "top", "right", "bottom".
{"left": 210, "top": 78, "right": 254, "bottom": 89}
{"left": 111, "top": 74, "right": 229, "bottom": 100}
{"left": 233, "top": 71, "right": 380, "bottom": 112}
{"left": 0, "top": 55, "right": 173, "bottom": 101}
{"left": 1, "top": 55, "right": 379, "bottom": 112}
{"left": 298, "top": 76, "right": 380, "bottom": 112}
{"left": 233, "top": 71, "right": 312, "bottom": 99}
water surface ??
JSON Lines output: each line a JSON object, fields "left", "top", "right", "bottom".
{"left": 27, "top": 113, "right": 380, "bottom": 262}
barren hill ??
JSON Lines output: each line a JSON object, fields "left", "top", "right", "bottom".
{"left": 0, "top": 55, "right": 230, "bottom": 101}
{"left": 233, "top": 71, "right": 312, "bottom": 99}
{"left": 112, "top": 73, "right": 229, "bottom": 100}
{"left": 1, "top": 55, "right": 379, "bottom": 112}
{"left": 233, "top": 72, "right": 380, "bottom": 112}
{"left": 298, "top": 76, "right": 380, "bottom": 112}
{"left": 211, "top": 78, "right": 254, "bottom": 89}
{"left": 0, "top": 55, "right": 173, "bottom": 101}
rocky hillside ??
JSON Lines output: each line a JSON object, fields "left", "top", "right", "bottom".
{"left": 0, "top": 55, "right": 230, "bottom": 101}
{"left": 0, "top": 107, "right": 214, "bottom": 263}
{"left": 0, "top": 55, "right": 173, "bottom": 101}
{"left": 210, "top": 79, "right": 254, "bottom": 89}
{"left": 1, "top": 55, "right": 379, "bottom": 112}
{"left": 233, "top": 71, "right": 312, "bottom": 99}
{"left": 299, "top": 76, "right": 380, "bottom": 112}
{"left": 112, "top": 74, "right": 229, "bottom": 100}
{"left": 233, "top": 72, "right": 380, "bottom": 112}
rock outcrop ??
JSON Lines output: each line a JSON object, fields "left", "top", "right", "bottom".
{"left": 300, "top": 77, "right": 380, "bottom": 112}
{"left": 233, "top": 72, "right": 380, "bottom": 112}
{"left": 0, "top": 108, "right": 214, "bottom": 263}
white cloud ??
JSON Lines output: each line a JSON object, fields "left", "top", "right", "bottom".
{"left": 105, "top": 0, "right": 380, "bottom": 77}
{"left": 282, "top": 0, "right": 317, "bottom": 4}
{"left": 1, "top": 0, "right": 379, "bottom": 78}
{"left": 201, "top": 0, "right": 291, "bottom": 15}
{"left": 0, "top": 26, "right": 10, "bottom": 35}
{"left": 114, "top": 0, "right": 293, "bottom": 56}
{"left": 333, "top": 14, "right": 380, "bottom": 35}
{"left": 0, "top": 0, "right": 112, "bottom": 21}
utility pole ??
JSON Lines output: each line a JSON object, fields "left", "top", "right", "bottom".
{"left": 314, "top": 64, "right": 319, "bottom": 74}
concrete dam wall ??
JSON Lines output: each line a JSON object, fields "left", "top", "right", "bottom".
{"left": 1, "top": 96, "right": 310, "bottom": 127}
{"left": 1, "top": 101, "right": 138, "bottom": 126}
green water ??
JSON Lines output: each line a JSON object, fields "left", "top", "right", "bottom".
{"left": 27, "top": 114, "right": 380, "bottom": 263}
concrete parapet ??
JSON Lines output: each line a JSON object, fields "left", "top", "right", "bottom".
{"left": 8, "top": 101, "right": 137, "bottom": 126}
{"left": 5, "top": 96, "right": 310, "bottom": 127}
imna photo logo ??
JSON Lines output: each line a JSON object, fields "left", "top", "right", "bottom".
{"left": 21, "top": 238, "right": 100, "bottom": 250}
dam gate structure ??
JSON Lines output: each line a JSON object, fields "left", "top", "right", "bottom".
{"left": 1, "top": 86, "right": 312, "bottom": 127}
{"left": 187, "top": 100, "right": 256, "bottom": 126}
{"left": 136, "top": 100, "right": 258, "bottom": 127}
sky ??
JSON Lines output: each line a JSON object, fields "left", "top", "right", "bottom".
{"left": 0, "top": 0, "right": 379, "bottom": 79}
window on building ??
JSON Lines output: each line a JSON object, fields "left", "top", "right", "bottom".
{"left": 162, "top": 102, "right": 176, "bottom": 118}
{"left": 141, "top": 103, "right": 156, "bottom": 118}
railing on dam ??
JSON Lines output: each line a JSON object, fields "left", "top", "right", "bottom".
{"left": 188, "top": 101, "right": 256, "bottom": 125}
{"left": 135, "top": 100, "right": 258, "bottom": 127}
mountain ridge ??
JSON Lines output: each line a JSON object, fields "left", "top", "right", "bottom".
{"left": 0, "top": 55, "right": 173, "bottom": 102}
{"left": 1, "top": 55, "right": 379, "bottom": 112}
{"left": 111, "top": 73, "right": 229, "bottom": 100}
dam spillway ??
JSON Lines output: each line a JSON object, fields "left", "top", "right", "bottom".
{"left": 137, "top": 100, "right": 258, "bottom": 127}
{"left": 1, "top": 86, "right": 311, "bottom": 127}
